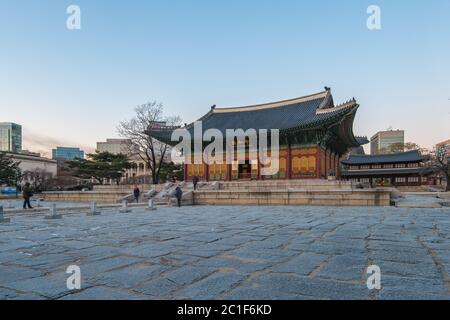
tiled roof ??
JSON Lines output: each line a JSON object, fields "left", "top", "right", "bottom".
{"left": 341, "top": 150, "right": 424, "bottom": 165}
{"left": 341, "top": 168, "right": 424, "bottom": 177}
{"left": 355, "top": 136, "right": 369, "bottom": 145}
{"left": 184, "top": 90, "right": 358, "bottom": 134}
{"left": 148, "top": 89, "right": 363, "bottom": 150}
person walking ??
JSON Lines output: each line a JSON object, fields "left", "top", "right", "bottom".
{"left": 133, "top": 185, "right": 141, "bottom": 203}
{"left": 192, "top": 176, "right": 199, "bottom": 190}
{"left": 175, "top": 185, "right": 183, "bottom": 207}
{"left": 22, "top": 182, "right": 33, "bottom": 209}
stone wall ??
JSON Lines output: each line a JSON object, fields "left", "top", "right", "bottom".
{"left": 93, "top": 184, "right": 163, "bottom": 192}
{"left": 42, "top": 191, "right": 130, "bottom": 203}
{"left": 219, "top": 180, "right": 353, "bottom": 191}
{"left": 42, "top": 181, "right": 390, "bottom": 206}
{"left": 194, "top": 188, "right": 390, "bottom": 207}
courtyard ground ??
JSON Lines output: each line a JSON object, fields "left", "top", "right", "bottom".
{"left": 0, "top": 204, "right": 449, "bottom": 300}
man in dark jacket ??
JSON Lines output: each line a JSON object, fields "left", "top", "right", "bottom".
{"left": 174, "top": 185, "right": 183, "bottom": 207}
{"left": 133, "top": 185, "right": 140, "bottom": 203}
{"left": 22, "top": 182, "right": 33, "bottom": 209}
{"left": 192, "top": 176, "right": 199, "bottom": 190}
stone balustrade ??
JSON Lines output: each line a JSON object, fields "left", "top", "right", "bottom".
{"left": 218, "top": 180, "right": 354, "bottom": 191}
{"left": 42, "top": 191, "right": 131, "bottom": 204}
{"left": 194, "top": 188, "right": 390, "bottom": 207}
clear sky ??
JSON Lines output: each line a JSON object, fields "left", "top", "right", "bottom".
{"left": 1, "top": 0, "right": 449, "bottom": 157}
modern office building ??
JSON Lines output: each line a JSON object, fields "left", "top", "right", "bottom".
{"left": 96, "top": 138, "right": 133, "bottom": 155}
{"left": 0, "top": 122, "right": 22, "bottom": 153}
{"left": 370, "top": 130, "right": 405, "bottom": 155}
{"left": 52, "top": 147, "right": 84, "bottom": 160}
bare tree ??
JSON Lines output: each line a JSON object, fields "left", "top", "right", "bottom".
{"left": 117, "top": 102, "right": 181, "bottom": 184}
{"left": 431, "top": 146, "right": 450, "bottom": 191}
{"left": 24, "top": 169, "right": 53, "bottom": 192}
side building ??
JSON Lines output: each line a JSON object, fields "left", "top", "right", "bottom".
{"left": 96, "top": 138, "right": 172, "bottom": 184}
{"left": 3, "top": 152, "right": 57, "bottom": 184}
{"left": 340, "top": 150, "right": 432, "bottom": 187}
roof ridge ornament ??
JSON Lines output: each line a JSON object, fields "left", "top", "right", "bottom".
{"left": 316, "top": 99, "right": 358, "bottom": 114}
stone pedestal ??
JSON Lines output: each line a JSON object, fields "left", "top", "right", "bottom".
{"left": 87, "top": 201, "right": 101, "bottom": 216}
{"left": 146, "top": 200, "right": 157, "bottom": 211}
{"left": 119, "top": 200, "right": 131, "bottom": 213}
{"left": 45, "top": 204, "right": 62, "bottom": 219}
{"left": 0, "top": 206, "right": 10, "bottom": 223}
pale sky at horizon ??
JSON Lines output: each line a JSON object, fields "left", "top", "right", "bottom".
{"left": 1, "top": 0, "right": 449, "bottom": 157}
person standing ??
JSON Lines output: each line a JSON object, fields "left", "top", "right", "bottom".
{"left": 175, "top": 185, "right": 183, "bottom": 207}
{"left": 192, "top": 176, "right": 199, "bottom": 190}
{"left": 22, "top": 182, "right": 33, "bottom": 209}
{"left": 133, "top": 185, "right": 141, "bottom": 203}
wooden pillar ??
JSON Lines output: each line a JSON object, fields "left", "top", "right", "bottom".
{"left": 257, "top": 158, "right": 261, "bottom": 180}
{"left": 184, "top": 163, "right": 188, "bottom": 181}
{"left": 328, "top": 150, "right": 332, "bottom": 175}
{"left": 204, "top": 163, "right": 209, "bottom": 182}
{"left": 331, "top": 153, "right": 335, "bottom": 173}
{"left": 287, "top": 146, "right": 292, "bottom": 179}
{"left": 227, "top": 164, "right": 232, "bottom": 181}
{"left": 316, "top": 146, "right": 321, "bottom": 179}
{"left": 335, "top": 154, "right": 339, "bottom": 178}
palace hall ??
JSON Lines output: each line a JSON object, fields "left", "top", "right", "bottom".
{"left": 150, "top": 88, "right": 367, "bottom": 182}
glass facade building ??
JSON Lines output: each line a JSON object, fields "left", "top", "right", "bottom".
{"left": 0, "top": 122, "right": 22, "bottom": 153}
{"left": 370, "top": 130, "right": 405, "bottom": 155}
{"left": 52, "top": 147, "right": 84, "bottom": 160}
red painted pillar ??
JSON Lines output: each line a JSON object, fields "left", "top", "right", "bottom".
{"left": 316, "top": 146, "right": 321, "bottom": 179}
{"left": 227, "top": 164, "right": 232, "bottom": 181}
{"left": 286, "top": 147, "right": 291, "bottom": 179}
{"left": 204, "top": 163, "right": 209, "bottom": 182}
{"left": 331, "top": 153, "right": 334, "bottom": 175}
{"left": 336, "top": 155, "right": 340, "bottom": 179}
{"left": 257, "top": 158, "right": 261, "bottom": 180}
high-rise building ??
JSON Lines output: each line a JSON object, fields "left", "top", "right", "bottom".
{"left": 0, "top": 122, "right": 22, "bottom": 153}
{"left": 370, "top": 130, "right": 405, "bottom": 155}
{"left": 52, "top": 147, "right": 84, "bottom": 160}
{"left": 96, "top": 139, "right": 134, "bottom": 155}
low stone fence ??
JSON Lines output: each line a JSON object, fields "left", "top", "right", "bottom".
{"left": 42, "top": 191, "right": 130, "bottom": 204}
{"left": 219, "top": 180, "right": 354, "bottom": 191}
{"left": 41, "top": 184, "right": 392, "bottom": 207}
{"left": 194, "top": 188, "right": 391, "bottom": 207}
{"left": 93, "top": 184, "right": 165, "bottom": 192}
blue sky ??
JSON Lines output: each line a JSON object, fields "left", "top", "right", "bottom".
{"left": 1, "top": 0, "right": 449, "bottom": 156}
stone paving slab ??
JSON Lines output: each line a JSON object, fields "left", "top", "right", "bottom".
{"left": 0, "top": 205, "right": 449, "bottom": 300}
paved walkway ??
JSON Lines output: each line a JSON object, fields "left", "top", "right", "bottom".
{"left": 1, "top": 205, "right": 449, "bottom": 300}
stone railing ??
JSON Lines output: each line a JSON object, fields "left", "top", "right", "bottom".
{"left": 218, "top": 179, "right": 354, "bottom": 191}
{"left": 42, "top": 191, "right": 131, "bottom": 204}
{"left": 194, "top": 188, "right": 391, "bottom": 207}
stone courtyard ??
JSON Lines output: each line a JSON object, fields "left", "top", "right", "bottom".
{"left": 0, "top": 205, "right": 449, "bottom": 300}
